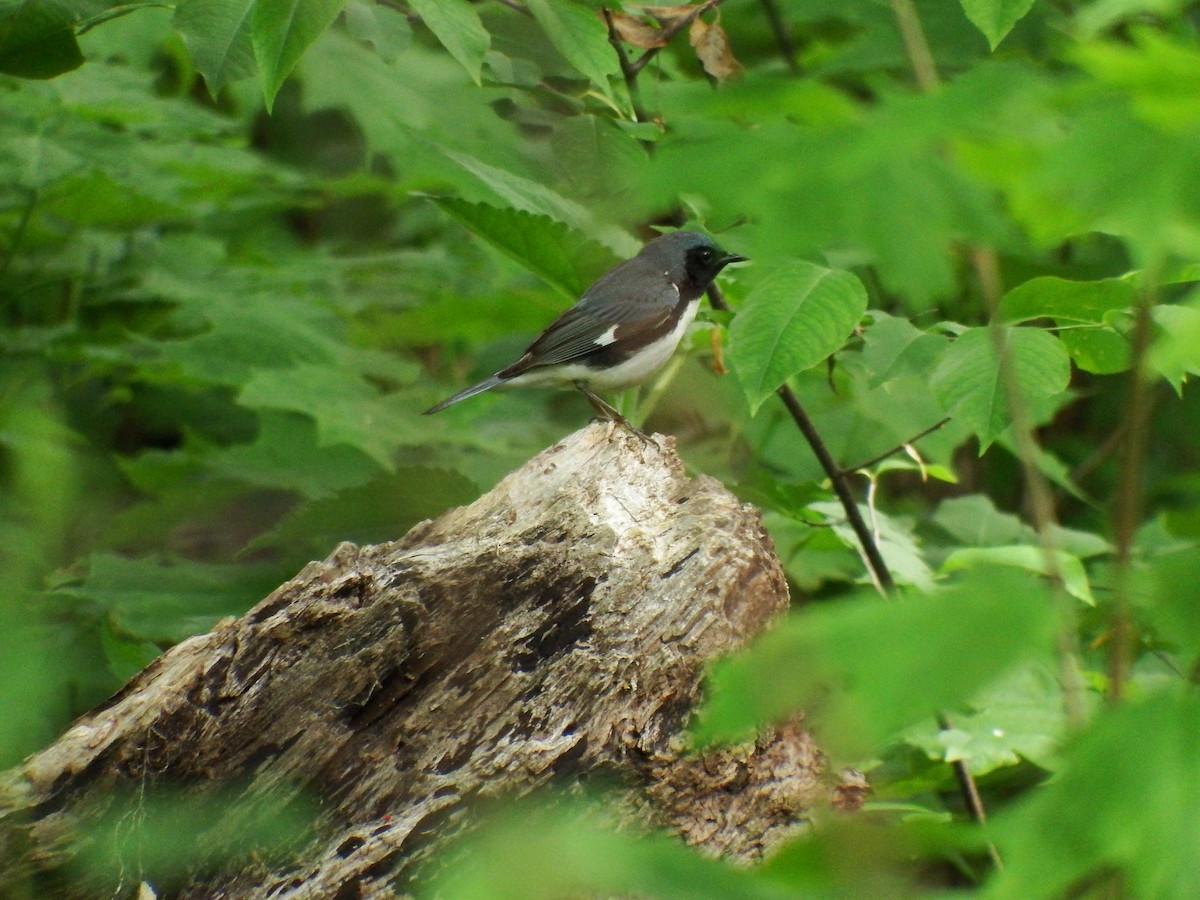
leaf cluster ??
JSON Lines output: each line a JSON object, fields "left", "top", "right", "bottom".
{"left": 2, "top": 0, "right": 1200, "bottom": 897}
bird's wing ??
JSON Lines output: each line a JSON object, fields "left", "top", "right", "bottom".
{"left": 499, "top": 260, "right": 680, "bottom": 374}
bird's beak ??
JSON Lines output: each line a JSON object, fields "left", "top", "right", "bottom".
{"left": 721, "top": 253, "right": 748, "bottom": 266}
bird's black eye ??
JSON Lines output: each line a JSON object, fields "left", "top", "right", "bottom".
{"left": 698, "top": 247, "right": 713, "bottom": 261}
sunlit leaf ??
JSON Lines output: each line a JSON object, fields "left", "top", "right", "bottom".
{"left": 728, "top": 262, "right": 868, "bottom": 414}
{"left": 252, "top": 0, "right": 347, "bottom": 110}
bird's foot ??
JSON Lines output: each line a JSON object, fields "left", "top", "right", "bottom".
{"left": 577, "top": 382, "right": 659, "bottom": 449}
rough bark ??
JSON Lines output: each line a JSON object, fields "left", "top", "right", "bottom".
{"left": 0, "top": 423, "right": 830, "bottom": 898}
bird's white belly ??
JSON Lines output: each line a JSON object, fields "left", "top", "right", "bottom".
{"left": 507, "top": 300, "right": 700, "bottom": 392}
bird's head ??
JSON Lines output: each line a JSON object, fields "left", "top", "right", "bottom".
{"left": 643, "top": 231, "right": 747, "bottom": 293}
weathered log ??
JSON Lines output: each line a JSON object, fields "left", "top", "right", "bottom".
{"left": 1, "top": 423, "right": 829, "bottom": 897}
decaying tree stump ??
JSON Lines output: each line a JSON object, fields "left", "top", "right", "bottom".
{"left": 0, "top": 423, "right": 830, "bottom": 897}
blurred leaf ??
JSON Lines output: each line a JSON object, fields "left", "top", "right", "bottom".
{"left": 60, "top": 554, "right": 282, "bottom": 644}
{"left": 407, "top": 0, "right": 489, "bottom": 85}
{"left": 860, "top": 313, "right": 949, "bottom": 387}
{"left": 0, "top": 0, "right": 82, "bottom": 78}
{"left": 931, "top": 327, "right": 1071, "bottom": 449}
{"left": 1000, "top": 276, "right": 1136, "bottom": 324}
{"left": 429, "top": 793, "right": 789, "bottom": 899}
{"left": 1149, "top": 302, "right": 1200, "bottom": 391}
{"left": 728, "top": 262, "right": 868, "bottom": 414}
{"left": 904, "top": 660, "right": 1068, "bottom": 775}
{"left": 175, "top": 0, "right": 257, "bottom": 95}
{"left": 249, "top": 465, "right": 478, "bottom": 558}
{"left": 252, "top": 0, "right": 347, "bottom": 110}
{"left": 1133, "top": 545, "right": 1200, "bottom": 668}
{"left": 960, "top": 0, "right": 1036, "bottom": 50}
{"left": 689, "top": 15, "right": 742, "bottom": 82}
{"left": 990, "top": 689, "right": 1200, "bottom": 899}
{"left": 1058, "top": 325, "right": 1132, "bottom": 374}
{"left": 694, "top": 567, "right": 1057, "bottom": 754}
{"left": 429, "top": 198, "right": 620, "bottom": 298}
{"left": 524, "top": 0, "right": 619, "bottom": 102}
{"left": 942, "top": 545, "right": 1096, "bottom": 605}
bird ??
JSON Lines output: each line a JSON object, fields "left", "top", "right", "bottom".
{"left": 423, "top": 231, "right": 746, "bottom": 437}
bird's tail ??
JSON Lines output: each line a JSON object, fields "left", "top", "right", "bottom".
{"left": 423, "top": 374, "right": 505, "bottom": 415}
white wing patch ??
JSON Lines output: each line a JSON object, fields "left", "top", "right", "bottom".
{"left": 593, "top": 324, "right": 619, "bottom": 346}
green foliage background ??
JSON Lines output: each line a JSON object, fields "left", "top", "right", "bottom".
{"left": 2, "top": 0, "right": 1199, "bottom": 895}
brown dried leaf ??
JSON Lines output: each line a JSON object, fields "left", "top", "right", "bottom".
{"left": 610, "top": 12, "right": 671, "bottom": 49}
{"left": 637, "top": 3, "right": 699, "bottom": 28}
{"left": 689, "top": 15, "right": 743, "bottom": 83}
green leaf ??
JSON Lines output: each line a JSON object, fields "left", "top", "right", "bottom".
{"left": 1058, "top": 325, "right": 1132, "bottom": 374}
{"left": 860, "top": 313, "right": 949, "bottom": 387}
{"left": 429, "top": 198, "right": 620, "bottom": 298}
{"left": 0, "top": 0, "right": 82, "bottom": 78}
{"left": 991, "top": 690, "right": 1200, "bottom": 899}
{"left": 694, "top": 567, "right": 1057, "bottom": 754}
{"left": 523, "top": 0, "right": 618, "bottom": 101}
{"left": 252, "top": 0, "right": 347, "bottom": 111}
{"left": 60, "top": 554, "right": 282, "bottom": 644}
{"left": 248, "top": 466, "right": 478, "bottom": 558}
{"left": 1000, "top": 276, "right": 1136, "bottom": 324}
{"left": 237, "top": 364, "right": 418, "bottom": 471}
{"left": 942, "top": 545, "right": 1096, "bottom": 605}
{"left": 174, "top": 0, "right": 258, "bottom": 95}
{"left": 931, "top": 327, "right": 1071, "bottom": 449}
{"left": 1149, "top": 302, "right": 1200, "bottom": 392}
{"left": 904, "top": 661, "right": 1069, "bottom": 774}
{"left": 728, "top": 262, "right": 868, "bottom": 414}
{"left": 406, "top": 0, "right": 489, "bottom": 85}
{"left": 960, "top": 0, "right": 1036, "bottom": 50}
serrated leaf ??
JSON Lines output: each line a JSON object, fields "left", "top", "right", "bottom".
{"left": 728, "top": 262, "right": 868, "bottom": 414}
{"left": 407, "top": 0, "right": 489, "bottom": 85}
{"left": 904, "top": 661, "right": 1068, "bottom": 774}
{"left": 252, "top": 0, "right": 347, "bottom": 111}
{"left": 524, "top": 0, "right": 618, "bottom": 101}
{"left": 1149, "top": 302, "right": 1200, "bottom": 392}
{"left": 0, "top": 0, "right": 82, "bottom": 78}
{"left": 931, "top": 327, "right": 1071, "bottom": 449}
{"left": 175, "top": 0, "right": 258, "bottom": 95}
{"left": 960, "top": 0, "right": 1036, "bottom": 49}
{"left": 694, "top": 567, "right": 1057, "bottom": 753}
{"left": 248, "top": 466, "right": 478, "bottom": 557}
{"left": 429, "top": 198, "right": 619, "bottom": 298}
{"left": 59, "top": 554, "right": 282, "bottom": 644}
{"left": 1000, "top": 276, "right": 1136, "bottom": 324}
{"left": 861, "top": 313, "right": 949, "bottom": 387}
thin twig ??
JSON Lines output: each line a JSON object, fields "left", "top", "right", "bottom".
{"left": 602, "top": 8, "right": 648, "bottom": 123}
{"left": 758, "top": 0, "right": 798, "bottom": 71}
{"left": 706, "top": 284, "right": 895, "bottom": 595}
{"left": 888, "top": 0, "right": 940, "bottom": 91}
{"left": 937, "top": 711, "right": 1003, "bottom": 871}
{"left": 1108, "top": 285, "right": 1157, "bottom": 701}
{"left": 841, "top": 417, "right": 951, "bottom": 474}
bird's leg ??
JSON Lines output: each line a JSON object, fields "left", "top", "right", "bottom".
{"left": 574, "top": 381, "right": 656, "bottom": 446}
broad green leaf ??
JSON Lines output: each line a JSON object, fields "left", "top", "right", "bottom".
{"left": 435, "top": 146, "right": 639, "bottom": 257}
{"left": 252, "top": 0, "right": 347, "bottom": 111}
{"left": 931, "top": 327, "right": 1071, "bottom": 450}
{"left": 1000, "top": 276, "right": 1136, "bottom": 324}
{"left": 1073, "top": 28, "right": 1200, "bottom": 129}
{"left": 1149, "top": 302, "right": 1200, "bottom": 392}
{"left": 0, "top": 0, "right": 82, "bottom": 78}
{"left": 429, "top": 198, "right": 619, "bottom": 298}
{"left": 860, "top": 313, "right": 949, "bottom": 387}
{"left": 942, "top": 544, "right": 1096, "bottom": 605}
{"left": 960, "top": 0, "right": 1036, "bottom": 50}
{"left": 904, "top": 661, "right": 1069, "bottom": 774}
{"left": 237, "top": 364, "right": 418, "bottom": 471}
{"left": 728, "top": 262, "right": 868, "bottom": 414}
{"left": 248, "top": 466, "right": 478, "bottom": 558}
{"left": 1058, "top": 325, "right": 1132, "bottom": 374}
{"left": 1133, "top": 546, "right": 1200, "bottom": 668}
{"left": 59, "top": 554, "right": 283, "bottom": 644}
{"left": 524, "top": 0, "right": 618, "bottom": 101}
{"left": 431, "top": 796, "right": 789, "bottom": 900}
{"left": 406, "top": 0, "right": 488, "bottom": 85}
{"left": 810, "top": 500, "right": 935, "bottom": 590}
{"left": 694, "top": 567, "right": 1057, "bottom": 753}
{"left": 991, "top": 690, "right": 1200, "bottom": 899}
{"left": 174, "top": 0, "right": 257, "bottom": 95}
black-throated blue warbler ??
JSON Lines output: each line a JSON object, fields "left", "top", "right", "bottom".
{"left": 424, "top": 231, "right": 745, "bottom": 435}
